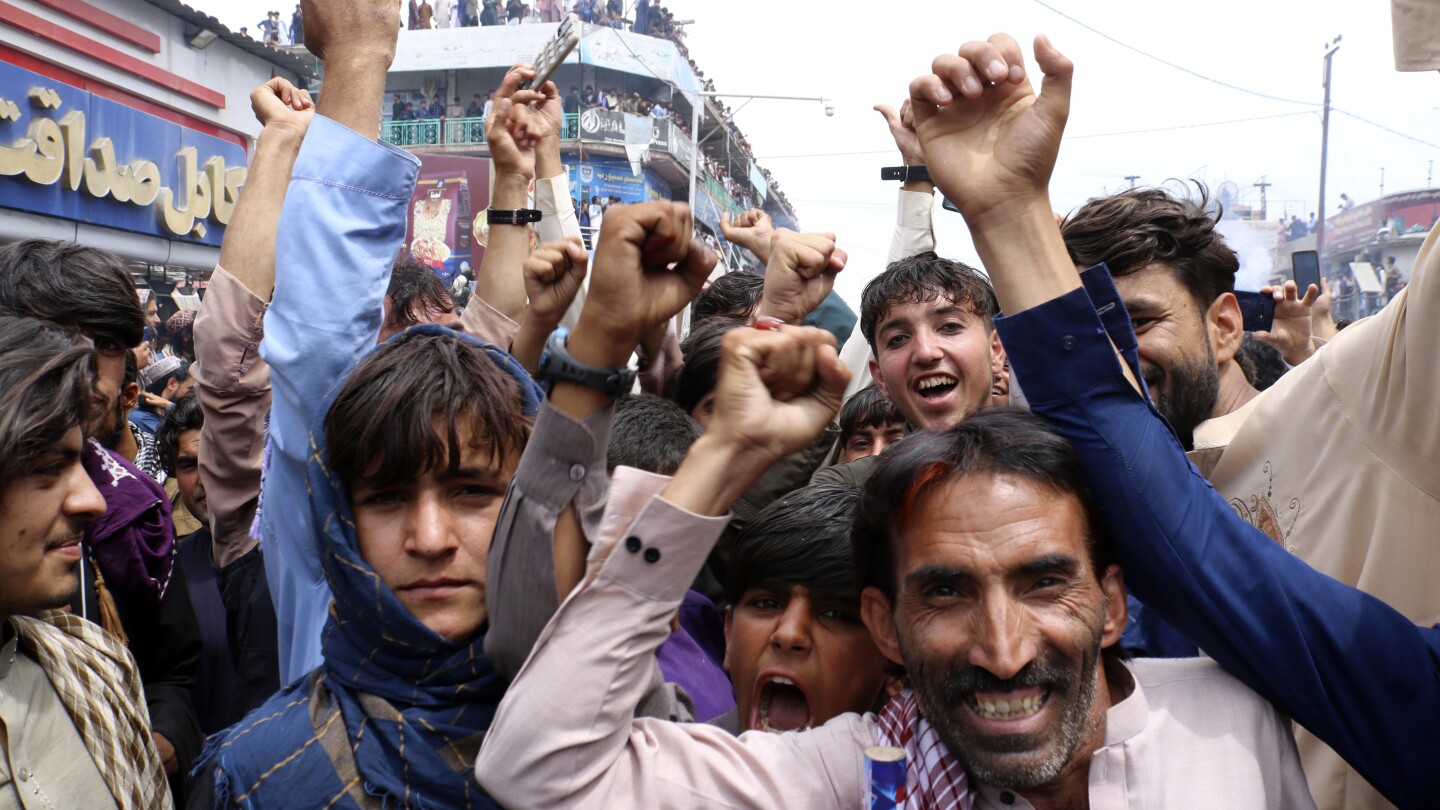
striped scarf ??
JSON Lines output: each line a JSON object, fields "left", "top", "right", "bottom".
{"left": 9, "top": 612, "right": 173, "bottom": 810}
{"left": 875, "top": 690, "right": 974, "bottom": 810}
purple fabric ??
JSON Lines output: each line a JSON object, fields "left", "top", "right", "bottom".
{"left": 81, "top": 437, "right": 176, "bottom": 603}
{"left": 656, "top": 590, "right": 734, "bottom": 722}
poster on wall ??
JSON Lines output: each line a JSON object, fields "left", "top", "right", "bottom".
{"left": 404, "top": 155, "right": 491, "bottom": 284}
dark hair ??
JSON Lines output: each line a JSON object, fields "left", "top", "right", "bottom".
{"left": 723, "top": 483, "right": 862, "bottom": 606}
{"left": 155, "top": 392, "right": 204, "bottom": 475}
{"left": 674, "top": 316, "right": 745, "bottom": 414}
{"left": 385, "top": 256, "right": 455, "bottom": 333}
{"left": 144, "top": 358, "right": 191, "bottom": 396}
{"left": 838, "top": 384, "right": 904, "bottom": 440}
{"left": 125, "top": 348, "right": 140, "bottom": 388}
{"left": 691, "top": 272, "right": 764, "bottom": 325}
{"left": 1237, "top": 334, "right": 1288, "bottom": 392}
{"left": 0, "top": 240, "right": 144, "bottom": 351}
{"left": 324, "top": 330, "right": 530, "bottom": 489}
{"left": 1061, "top": 183, "right": 1239, "bottom": 311}
{"left": 608, "top": 394, "right": 701, "bottom": 475}
{"left": 0, "top": 316, "right": 96, "bottom": 490}
{"left": 852, "top": 408, "right": 1114, "bottom": 602}
{"left": 859, "top": 251, "right": 998, "bottom": 355}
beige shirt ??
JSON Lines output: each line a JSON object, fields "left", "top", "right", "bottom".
{"left": 0, "top": 632, "right": 118, "bottom": 810}
{"left": 476, "top": 469, "right": 1314, "bottom": 809}
{"left": 1189, "top": 222, "right": 1440, "bottom": 810}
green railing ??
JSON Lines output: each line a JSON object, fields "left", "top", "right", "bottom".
{"left": 700, "top": 174, "right": 743, "bottom": 217}
{"left": 383, "top": 114, "right": 580, "bottom": 148}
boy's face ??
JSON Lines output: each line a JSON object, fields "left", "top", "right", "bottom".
{"left": 724, "top": 584, "right": 888, "bottom": 733}
{"left": 868, "top": 296, "right": 1003, "bottom": 432}
{"left": 840, "top": 421, "right": 905, "bottom": 464}
{"left": 350, "top": 426, "right": 519, "bottom": 642}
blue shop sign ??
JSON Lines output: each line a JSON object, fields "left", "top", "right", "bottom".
{"left": 0, "top": 61, "right": 247, "bottom": 246}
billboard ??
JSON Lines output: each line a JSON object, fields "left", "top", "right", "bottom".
{"left": 568, "top": 156, "right": 669, "bottom": 207}
{"left": 0, "top": 61, "right": 247, "bottom": 247}
{"left": 1325, "top": 189, "right": 1440, "bottom": 255}
{"left": 404, "top": 154, "right": 491, "bottom": 284}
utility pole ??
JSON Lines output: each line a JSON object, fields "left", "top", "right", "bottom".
{"left": 1316, "top": 35, "right": 1341, "bottom": 260}
{"left": 1124, "top": 175, "right": 1140, "bottom": 189}
{"left": 1254, "top": 176, "right": 1272, "bottom": 220}
{"left": 1428, "top": 159, "right": 1433, "bottom": 187}
{"left": 1379, "top": 167, "right": 1386, "bottom": 197}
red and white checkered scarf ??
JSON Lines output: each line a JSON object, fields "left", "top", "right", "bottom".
{"left": 875, "top": 690, "right": 974, "bottom": 810}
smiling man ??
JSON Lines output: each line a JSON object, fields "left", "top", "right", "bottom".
{"left": 815, "top": 251, "right": 1006, "bottom": 487}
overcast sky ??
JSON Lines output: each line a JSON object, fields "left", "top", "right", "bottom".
{"left": 203, "top": 0, "right": 1438, "bottom": 307}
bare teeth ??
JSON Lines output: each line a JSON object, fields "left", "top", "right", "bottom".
{"left": 915, "top": 376, "right": 957, "bottom": 392}
{"left": 969, "top": 691, "right": 1047, "bottom": 720}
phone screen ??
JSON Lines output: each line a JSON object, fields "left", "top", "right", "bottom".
{"left": 1292, "top": 250, "right": 1321, "bottom": 296}
{"left": 1234, "top": 290, "right": 1276, "bottom": 333}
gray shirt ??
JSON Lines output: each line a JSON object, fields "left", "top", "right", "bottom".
{"left": 0, "top": 628, "right": 118, "bottom": 810}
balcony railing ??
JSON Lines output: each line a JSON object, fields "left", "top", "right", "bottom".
{"left": 382, "top": 114, "right": 581, "bottom": 148}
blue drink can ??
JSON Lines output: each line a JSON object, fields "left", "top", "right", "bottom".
{"left": 865, "top": 745, "right": 906, "bottom": 809}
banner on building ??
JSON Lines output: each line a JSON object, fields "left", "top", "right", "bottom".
{"left": 404, "top": 155, "right": 491, "bottom": 284}
{"left": 0, "top": 61, "right": 247, "bottom": 247}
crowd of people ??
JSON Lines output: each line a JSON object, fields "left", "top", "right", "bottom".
{"left": 2, "top": 2, "right": 1437, "bottom": 810}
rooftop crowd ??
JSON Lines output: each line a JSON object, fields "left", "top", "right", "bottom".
{"left": 1, "top": 1, "right": 1436, "bottom": 809}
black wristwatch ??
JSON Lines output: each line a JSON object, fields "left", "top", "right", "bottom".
{"left": 880, "top": 165, "right": 931, "bottom": 183}
{"left": 536, "top": 327, "right": 637, "bottom": 398}
{"left": 487, "top": 207, "right": 543, "bottom": 225}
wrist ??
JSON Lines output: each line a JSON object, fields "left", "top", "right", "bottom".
{"left": 491, "top": 174, "right": 532, "bottom": 206}
{"left": 665, "top": 433, "right": 773, "bottom": 516}
{"left": 568, "top": 319, "right": 636, "bottom": 370}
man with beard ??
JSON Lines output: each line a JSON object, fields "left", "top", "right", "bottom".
{"left": 907, "top": 26, "right": 1440, "bottom": 809}
{"left": 475, "top": 348, "right": 1310, "bottom": 807}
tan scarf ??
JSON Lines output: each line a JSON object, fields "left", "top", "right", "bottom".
{"left": 9, "top": 611, "right": 173, "bottom": 810}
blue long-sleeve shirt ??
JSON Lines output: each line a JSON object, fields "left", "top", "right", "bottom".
{"left": 258, "top": 115, "right": 420, "bottom": 682}
{"left": 995, "top": 268, "right": 1440, "bottom": 809}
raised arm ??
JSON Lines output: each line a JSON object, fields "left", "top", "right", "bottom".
{"left": 194, "top": 79, "right": 311, "bottom": 566}
{"left": 485, "top": 202, "right": 714, "bottom": 678}
{"left": 754, "top": 230, "right": 847, "bottom": 326}
{"left": 259, "top": 0, "right": 415, "bottom": 681}
{"left": 468, "top": 67, "right": 551, "bottom": 327}
{"left": 875, "top": 99, "right": 937, "bottom": 264}
{"left": 477, "top": 321, "right": 860, "bottom": 809}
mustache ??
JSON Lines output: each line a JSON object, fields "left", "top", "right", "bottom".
{"left": 936, "top": 654, "right": 1077, "bottom": 703}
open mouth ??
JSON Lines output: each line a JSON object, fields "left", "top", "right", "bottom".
{"left": 913, "top": 374, "right": 958, "bottom": 402}
{"left": 968, "top": 687, "right": 1049, "bottom": 721}
{"left": 752, "top": 673, "right": 813, "bottom": 733}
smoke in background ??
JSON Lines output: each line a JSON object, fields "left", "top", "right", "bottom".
{"left": 1216, "top": 219, "right": 1278, "bottom": 292}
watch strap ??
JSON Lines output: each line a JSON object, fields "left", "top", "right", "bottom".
{"left": 880, "top": 165, "right": 931, "bottom": 183}
{"left": 487, "top": 207, "right": 543, "bottom": 225}
{"left": 536, "top": 327, "right": 637, "bottom": 398}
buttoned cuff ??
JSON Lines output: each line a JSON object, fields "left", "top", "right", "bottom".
{"left": 594, "top": 494, "right": 730, "bottom": 603}
{"left": 461, "top": 294, "right": 520, "bottom": 350}
{"left": 194, "top": 266, "right": 268, "bottom": 392}
{"left": 291, "top": 115, "right": 420, "bottom": 201}
{"left": 516, "top": 400, "right": 615, "bottom": 535}
{"left": 896, "top": 188, "right": 934, "bottom": 230}
{"left": 534, "top": 175, "right": 570, "bottom": 216}
{"left": 995, "top": 285, "right": 1128, "bottom": 406}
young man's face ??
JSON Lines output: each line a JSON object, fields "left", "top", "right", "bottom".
{"left": 1111, "top": 264, "right": 1222, "bottom": 449}
{"left": 840, "top": 421, "right": 905, "bottom": 464}
{"left": 724, "top": 584, "right": 888, "bottom": 733}
{"left": 350, "top": 427, "right": 519, "bottom": 642}
{"left": 869, "top": 296, "right": 1004, "bottom": 432}
{"left": 0, "top": 428, "right": 106, "bottom": 618}
{"left": 862, "top": 474, "right": 1126, "bottom": 792}
{"left": 85, "top": 344, "right": 127, "bottom": 437}
{"left": 173, "top": 428, "right": 209, "bottom": 529}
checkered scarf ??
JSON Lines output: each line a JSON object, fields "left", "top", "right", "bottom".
{"left": 875, "top": 690, "right": 974, "bottom": 810}
{"left": 9, "top": 611, "right": 173, "bottom": 810}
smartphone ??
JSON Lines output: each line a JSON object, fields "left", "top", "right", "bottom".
{"left": 1234, "top": 290, "right": 1276, "bottom": 333}
{"left": 520, "top": 14, "right": 580, "bottom": 91}
{"left": 1292, "top": 249, "right": 1321, "bottom": 297}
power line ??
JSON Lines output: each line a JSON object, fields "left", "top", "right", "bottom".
{"left": 1332, "top": 108, "right": 1440, "bottom": 150}
{"left": 1029, "top": 0, "right": 1317, "bottom": 107}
